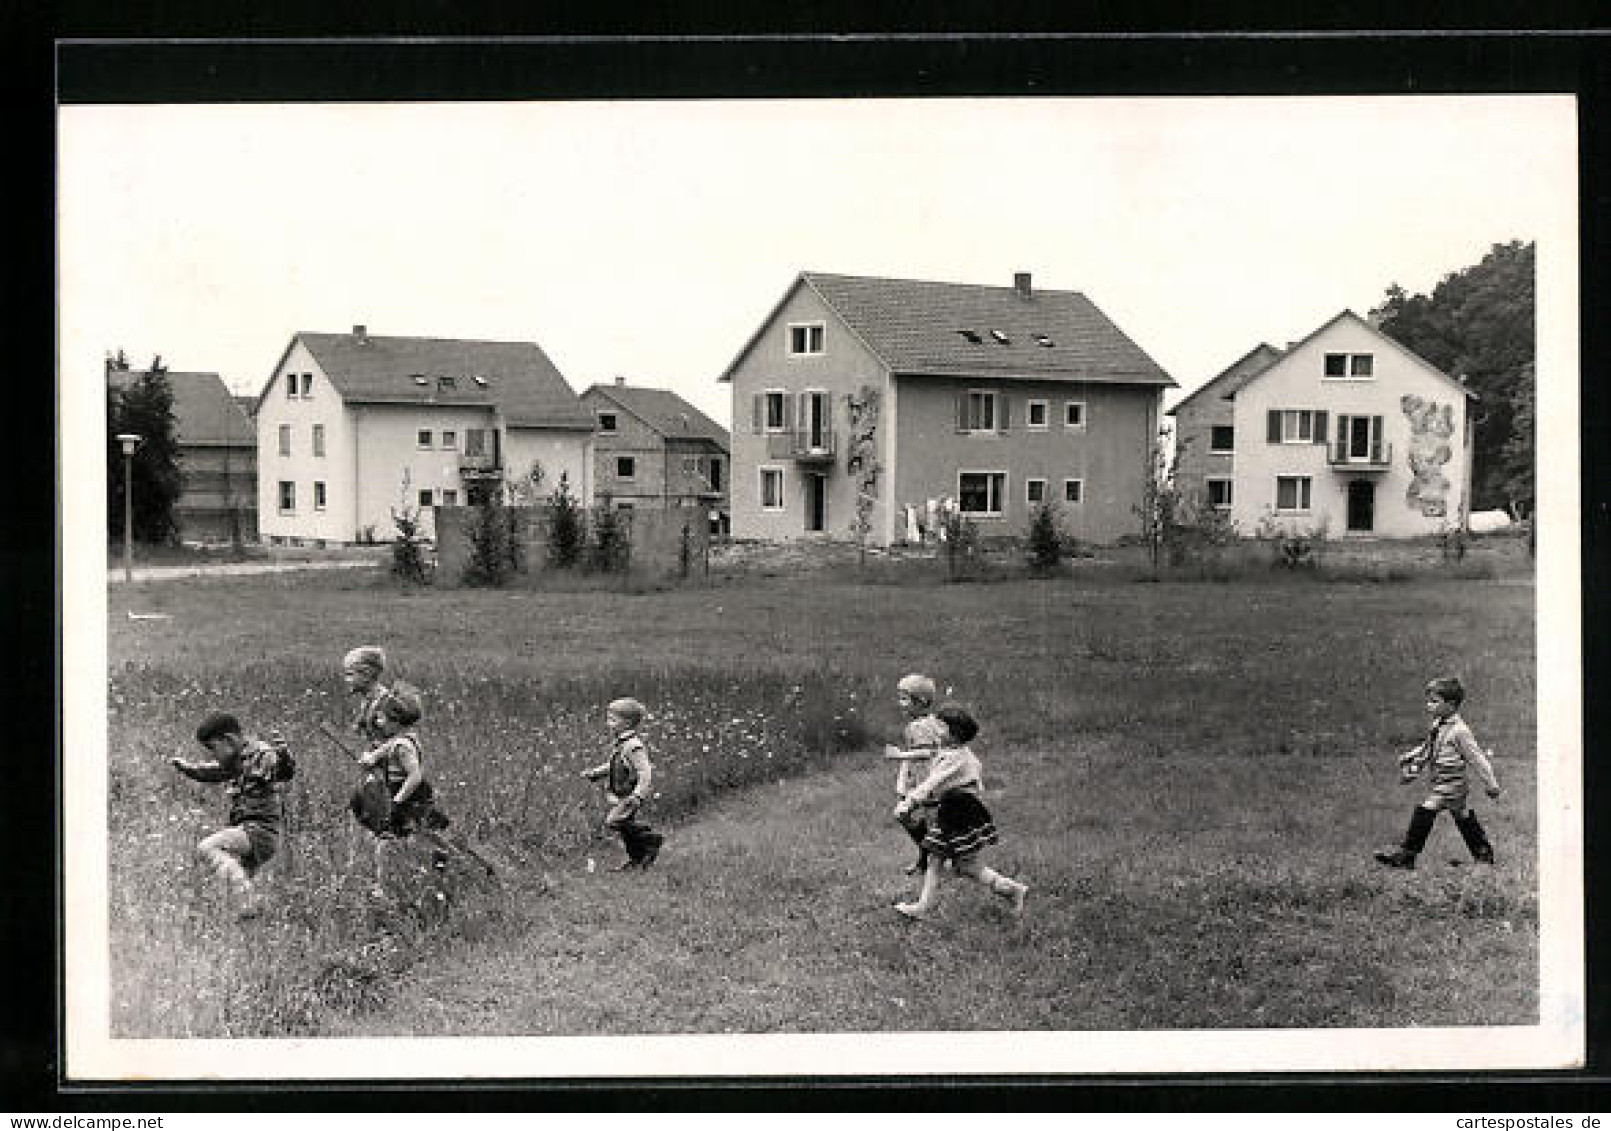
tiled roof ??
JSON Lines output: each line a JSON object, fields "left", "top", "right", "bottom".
{"left": 585, "top": 384, "right": 730, "bottom": 448}
{"left": 1167, "top": 343, "right": 1284, "bottom": 414}
{"left": 292, "top": 331, "right": 594, "bottom": 430}
{"left": 107, "top": 369, "right": 255, "bottom": 447}
{"left": 796, "top": 272, "right": 1175, "bottom": 387}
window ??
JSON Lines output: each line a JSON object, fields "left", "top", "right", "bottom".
{"left": 418, "top": 489, "right": 434, "bottom": 508}
{"left": 278, "top": 424, "right": 291, "bottom": 456}
{"left": 442, "top": 489, "right": 459, "bottom": 506}
{"left": 788, "top": 322, "right": 825, "bottom": 356}
{"left": 1026, "top": 478, "right": 1047, "bottom": 505}
{"left": 277, "top": 481, "right": 295, "bottom": 512}
{"left": 1063, "top": 479, "right": 1084, "bottom": 505}
{"left": 1210, "top": 425, "right": 1234, "bottom": 453}
{"left": 1276, "top": 476, "right": 1313, "bottom": 512}
{"left": 437, "top": 375, "right": 457, "bottom": 391}
{"left": 417, "top": 429, "right": 433, "bottom": 449}
{"left": 313, "top": 481, "right": 327, "bottom": 510}
{"left": 285, "top": 374, "right": 296, "bottom": 399}
{"left": 598, "top": 412, "right": 617, "bottom": 434}
{"left": 709, "top": 458, "right": 723, "bottom": 492}
{"left": 989, "top": 329, "right": 1010, "bottom": 345}
{"left": 1324, "top": 352, "right": 1374, "bottom": 379}
{"left": 763, "top": 390, "right": 787, "bottom": 432}
{"left": 957, "top": 329, "right": 982, "bottom": 344}
{"left": 616, "top": 456, "right": 636, "bottom": 480}
{"left": 1027, "top": 400, "right": 1049, "bottom": 429}
{"left": 958, "top": 471, "right": 1007, "bottom": 516}
{"left": 301, "top": 373, "right": 314, "bottom": 397}
{"left": 1064, "top": 401, "right": 1086, "bottom": 429}
{"left": 465, "top": 429, "right": 487, "bottom": 456}
{"left": 960, "top": 390, "right": 997, "bottom": 432}
{"left": 1207, "top": 478, "right": 1233, "bottom": 509}
{"left": 760, "top": 467, "right": 785, "bottom": 510}
{"left": 440, "top": 430, "right": 457, "bottom": 450}
{"left": 1034, "top": 334, "right": 1055, "bottom": 348}
{"left": 1279, "top": 410, "right": 1315, "bottom": 443}
{"left": 312, "top": 424, "right": 325, "bottom": 457}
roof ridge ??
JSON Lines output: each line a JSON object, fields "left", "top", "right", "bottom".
{"left": 803, "top": 270, "right": 1087, "bottom": 298}
{"left": 297, "top": 330, "right": 545, "bottom": 347}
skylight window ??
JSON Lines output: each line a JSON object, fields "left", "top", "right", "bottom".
{"left": 990, "top": 329, "right": 1011, "bottom": 344}
{"left": 1034, "top": 334, "right": 1055, "bottom": 347}
{"left": 438, "top": 375, "right": 457, "bottom": 390}
{"left": 957, "top": 329, "right": 982, "bottom": 344}
{"left": 412, "top": 374, "right": 429, "bottom": 386}
{"left": 472, "top": 375, "right": 489, "bottom": 387}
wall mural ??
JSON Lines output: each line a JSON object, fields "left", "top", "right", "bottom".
{"left": 1400, "top": 394, "right": 1454, "bottom": 518}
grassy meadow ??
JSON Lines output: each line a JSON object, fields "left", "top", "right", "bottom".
{"left": 104, "top": 556, "right": 1538, "bottom": 1037}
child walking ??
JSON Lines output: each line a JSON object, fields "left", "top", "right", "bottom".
{"left": 1374, "top": 676, "right": 1502, "bottom": 869}
{"left": 170, "top": 712, "right": 297, "bottom": 919}
{"left": 891, "top": 703, "right": 1028, "bottom": 920}
{"left": 581, "top": 697, "right": 664, "bottom": 871}
{"left": 354, "top": 685, "right": 492, "bottom": 894}
{"left": 886, "top": 673, "right": 949, "bottom": 875}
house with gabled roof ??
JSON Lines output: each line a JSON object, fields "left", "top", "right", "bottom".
{"left": 1177, "top": 310, "right": 1477, "bottom": 538}
{"left": 1167, "top": 342, "right": 1285, "bottom": 515}
{"left": 580, "top": 378, "right": 731, "bottom": 529}
{"left": 106, "top": 359, "right": 258, "bottom": 543}
{"left": 255, "top": 325, "right": 594, "bottom": 545}
{"left": 719, "top": 270, "right": 1176, "bottom": 545}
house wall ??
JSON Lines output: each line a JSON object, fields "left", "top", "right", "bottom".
{"left": 1231, "top": 319, "right": 1472, "bottom": 538}
{"left": 726, "top": 284, "right": 890, "bottom": 542}
{"left": 584, "top": 392, "right": 668, "bottom": 503}
{"left": 503, "top": 428, "right": 592, "bottom": 511}
{"left": 175, "top": 443, "right": 258, "bottom": 542}
{"left": 892, "top": 377, "right": 1158, "bottom": 544}
{"left": 258, "top": 341, "right": 358, "bottom": 545}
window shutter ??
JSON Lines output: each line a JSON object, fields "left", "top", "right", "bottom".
{"left": 797, "top": 392, "right": 807, "bottom": 436}
{"left": 998, "top": 393, "right": 1011, "bottom": 432}
{"left": 751, "top": 393, "right": 762, "bottom": 434}
{"left": 1335, "top": 414, "right": 1349, "bottom": 458}
{"left": 1372, "top": 415, "right": 1385, "bottom": 461}
{"left": 956, "top": 391, "right": 969, "bottom": 432}
{"left": 1314, "top": 411, "right": 1328, "bottom": 445}
{"left": 784, "top": 393, "right": 796, "bottom": 432}
{"left": 1267, "top": 410, "right": 1281, "bottom": 443}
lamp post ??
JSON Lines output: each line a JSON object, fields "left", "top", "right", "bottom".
{"left": 116, "top": 433, "right": 141, "bottom": 582}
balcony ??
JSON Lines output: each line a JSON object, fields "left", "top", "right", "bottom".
{"left": 766, "top": 425, "right": 837, "bottom": 463}
{"left": 458, "top": 452, "right": 503, "bottom": 478}
{"left": 1327, "top": 441, "right": 1393, "bottom": 471}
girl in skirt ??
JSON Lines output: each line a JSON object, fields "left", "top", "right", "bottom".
{"left": 891, "top": 702, "right": 1028, "bottom": 920}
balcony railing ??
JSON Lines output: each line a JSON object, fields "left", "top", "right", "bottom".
{"left": 459, "top": 452, "right": 503, "bottom": 477}
{"left": 766, "top": 425, "right": 836, "bottom": 462}
{"left": 1327, "top": 441, "right": 1393, "bottom": 470}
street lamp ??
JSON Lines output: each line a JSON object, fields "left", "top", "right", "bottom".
{"left": 116, "top": 433, "right": 141, "bottom": 582}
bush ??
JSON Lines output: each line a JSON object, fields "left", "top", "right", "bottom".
{"left": 589, "top": 505, "right": 631, "bottom": 574}
{"left": 463, "top": 494, "right": 524, "bottom": 587}
{"left": 1025, "top": 501, "right": 1063, "bottom": 574}
{"left": 389, "top": 507, "right": 432, "bottom": 584}
{"left": 546, "top": 473, "right": 586, "bottom": 570}
{"left": 940, "top": 508, "right": 980, "bottom": 580}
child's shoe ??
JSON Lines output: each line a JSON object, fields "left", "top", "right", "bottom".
{"left": 640, "top": 834, "right": 663, "bottom": 868}
{"left": 612, "top": 859, "right": 641, "bottom": 872}
{"left": 893, "top": 901, "right": 928, "bottom": 920}
{"left": 1373, "top": 847, "right": 1417, "bottom": 869}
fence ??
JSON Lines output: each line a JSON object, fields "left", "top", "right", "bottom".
{"left": 432, "top": 504, "right": 711, "bottom": 586}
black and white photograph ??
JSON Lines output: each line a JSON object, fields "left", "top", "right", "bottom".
{"left": 55, "top": 42, "right": 1583, "bottom": 1084}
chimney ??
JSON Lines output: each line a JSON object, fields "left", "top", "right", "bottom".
{"left": 1013, "top": 272, "right": 1032, "bottom": 298}
{"left": 614, "top": 375, "right": 626, "bottom": 386}
{"left": 353, "top": 324, "right": 369, "bottom": 344}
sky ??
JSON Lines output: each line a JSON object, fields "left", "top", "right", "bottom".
{"left": 58, "top": 95, "right": 1575, "bottom": 428}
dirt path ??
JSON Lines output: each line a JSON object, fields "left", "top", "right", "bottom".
{"left": 109, "top": 558, "right": 382, "bottom": 584}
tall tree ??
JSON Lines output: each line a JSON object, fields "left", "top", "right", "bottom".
{"left": 107, "top": 354, "right": 184, "bottom": 544}
{"left": 1370, "top": 240, "right": 1535, "bottom": 513}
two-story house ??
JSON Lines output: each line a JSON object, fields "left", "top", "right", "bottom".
{"left": 720, "top": 271, "right": 1176, "bottom": 546}
{"left": 255, "top": 326, "right": 595, "bottom": 545}
{"left": 1173, "top": 310, "right": 1476, "bottom": 537}
{"left": 107, "top": 359, "right": 259, "bottom": 543}
{"left": 1166, "top": 343, "right": 1285, "bottom": 515}
{"left": 580, "top": 379, "right": 731, "bottom": 531}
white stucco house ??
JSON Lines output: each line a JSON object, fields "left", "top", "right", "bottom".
{"left": 1171, "top": 310, "right": 1477, "bottom": 538}
{"left": 255, "top": 325, "right": 595, "bottom": 545}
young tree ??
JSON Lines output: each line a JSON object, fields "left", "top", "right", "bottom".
{"left": 1371, "top": 240, "right": 1535, "bottom": 511}
{"left": 546, "top": 471, "right": 585, "bottom": 569}
{"left": 107, "top": 354, "right": 183, "bottom": 544}
{"left": 1025, "top": 501, "right": 1062, "bottom": 574}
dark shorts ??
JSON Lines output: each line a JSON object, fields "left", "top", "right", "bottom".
{"left": 920, "top": 791, "right": 1000, "bottom": 859}
{"left": 389, "top": 781, "right": 450, "bottom": 838}
{"left": 238, "top": 820, "right": 280, "bottom": 875}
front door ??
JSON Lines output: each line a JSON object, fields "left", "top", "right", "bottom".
{"left": 804, "top": 473, "right": 827, "bottom": 533}
{"left": 1347, "top": 480, "right": 1375, "bottom": 532}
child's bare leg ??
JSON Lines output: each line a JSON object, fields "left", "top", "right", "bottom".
{"left": 198, "top": 828, "right": 258, "bottom": 914}
{"left": 955, "top": 852, "right": 1029, "bottom": 915}
{"left": 895, "top": 856, "right": 945, "bottom": 919}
